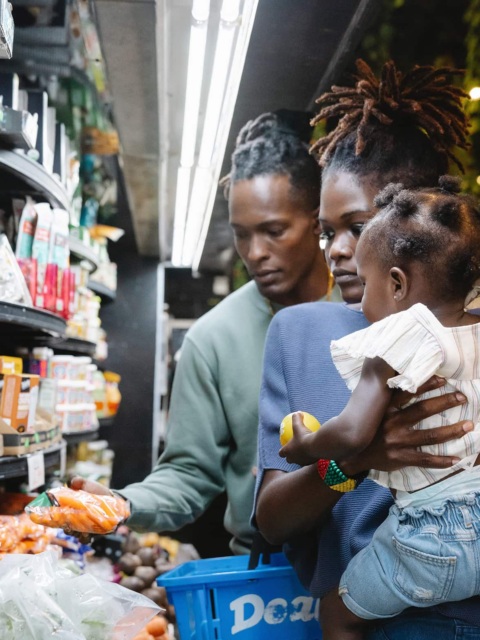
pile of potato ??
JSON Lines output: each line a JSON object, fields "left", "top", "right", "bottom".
{"left": 117, "top": 531, "right": 176, "bottom": 621}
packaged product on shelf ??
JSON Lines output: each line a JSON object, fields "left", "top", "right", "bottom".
{"left": 104, "top": 370, "right": 122, "bottom": 417}
{"left": 0, "top": 372, "right": 39, "bottom": 433}
{"left": 37, "top": 377, "right": 58, "bottom": 415}
{"left": 0, "top": 233, "right": 33, "bottom": 305}
{"left": 14, "top": 197, "right": 36, "bottom": 260}
{"left": 93, "top": 368, "right": 107, "bottom": 417}
{"left": 31, "top": 202, "right": 52, "bottom": 309}
{"left": 48, "top": 354, "right": 74, "bottom": 380}
{"left": 29, "top": 346, "right": 53, "bottom": 377}
{"left": 0, "top": 355, "right": 23, "bottom": 375}
{"left": 49, "top": 207, "right": 70, "bottom": 315}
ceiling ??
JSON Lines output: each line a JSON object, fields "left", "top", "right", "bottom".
{"left": 92, "top": 0, "right": 380, "bottom": 273}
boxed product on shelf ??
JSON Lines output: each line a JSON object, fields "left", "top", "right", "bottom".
{"left": 0, "top": 372, "right": 39, "bottom": 433}
{"left": 0, "top": 419, "right": 62, "bottom": 456}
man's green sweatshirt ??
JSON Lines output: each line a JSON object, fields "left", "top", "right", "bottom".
{"left": 121, "top": 280, "right": 340, "bottom": 554}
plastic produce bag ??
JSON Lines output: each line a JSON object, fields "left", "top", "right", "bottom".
{"left": 0, "top": 550, "right": 161, "bottom": 639}
{"left": 26, "top": 486, "right": 130, "bottom": 534}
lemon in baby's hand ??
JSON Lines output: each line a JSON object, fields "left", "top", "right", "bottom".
{"left": 280, "top": 412, "right": 321, "bottom": 445}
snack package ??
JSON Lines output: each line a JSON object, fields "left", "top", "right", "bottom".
{"left": 26, "top": 486, "right": 130, "bottom": 534}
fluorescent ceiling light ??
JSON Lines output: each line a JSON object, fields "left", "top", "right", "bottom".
{"left": 171, "top": 166, "right": 191, "bottom": 265}
{"left": 171, "top": 0, "right": 210, "bottom": 264}
{"left": 180, "top": 0, "right": 210, "bottom": 168}
{"left": 172, "top": 0, "right": 259, "bottom": 269}
{"left": 191, "top": 0, "right": 259, "bottom": 270}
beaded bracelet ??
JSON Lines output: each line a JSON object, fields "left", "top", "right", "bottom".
{"left": 317, "top": 458, "right": 365, "bottom": 493}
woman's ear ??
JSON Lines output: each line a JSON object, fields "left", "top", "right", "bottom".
{"left": 312, "top": 207, "right": 321, "bottom": 235}
{"left": 389, "top": 267, "right": 409, "bottom": 301}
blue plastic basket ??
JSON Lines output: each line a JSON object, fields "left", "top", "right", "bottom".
{"left": 157, "top": 553, "right": 321, "bottom": 640}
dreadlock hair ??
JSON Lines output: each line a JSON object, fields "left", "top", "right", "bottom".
{"left": 310, "top": 59, "right": 470, "bottom": 190}
{"left": 220, "top": 112, "right": 321, "bottom": 211}
{"left": 361, "top": 176, "right": 480, "bottom": 303}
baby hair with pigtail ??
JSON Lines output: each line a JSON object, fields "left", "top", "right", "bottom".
{"left": 361, "top": 175, "right": 480, "bottom": 307}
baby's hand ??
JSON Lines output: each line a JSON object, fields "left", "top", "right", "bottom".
{"left": 279, "top": 412, "right": 320, "bottom": 466}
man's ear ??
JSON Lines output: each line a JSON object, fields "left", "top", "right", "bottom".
{"left": 312, "top": 208, "right": 321, "bottom": 235}
{"left": 389, "top": 267, "right": 409, "bottom": 301}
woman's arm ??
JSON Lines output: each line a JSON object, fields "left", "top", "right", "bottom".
{"left": 279, "top": 357, "right": 394, "bottom": 464}
{"left": 256, "top": 378, "right": 471, "bottom": 545}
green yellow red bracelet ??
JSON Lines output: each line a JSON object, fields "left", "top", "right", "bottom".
{"left": 317, "top": 458, "right": 365, "bottom": 492}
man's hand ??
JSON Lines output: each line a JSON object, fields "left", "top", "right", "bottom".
{"left": 69, "top": 476, "right": 113, "bottom": 496}
{"left": 340, "top": 376, "right": 472, "bottom": 476}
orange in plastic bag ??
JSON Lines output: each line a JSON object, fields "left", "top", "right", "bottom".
{"left": 25, "top": 486, "right": 130, "bottom": 535}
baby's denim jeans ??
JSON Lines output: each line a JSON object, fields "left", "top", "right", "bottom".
{"left": 339, "top": 493, "right": 480, "bottom": 619}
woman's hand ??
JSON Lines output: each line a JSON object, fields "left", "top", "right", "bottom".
{"left": 340, "top": 376, "right": 472, "bottom": 476}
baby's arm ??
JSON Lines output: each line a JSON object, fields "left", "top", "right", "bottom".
{"left": 280, "top": 356, "right": 395, "bottom": 465}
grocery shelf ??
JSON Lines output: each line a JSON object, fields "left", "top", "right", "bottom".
{"left": 0, "top": 441, "right": 64, "bottom": 481}
{"left": 0, "top": 149, "right": 70, "bottom": 210}
{"left": 98, "top": 416, "right": 115, "bottom": 428}
{"left": 0, "top": 300, "right": 66, "bottom": 338}
{"left": 49, "top": 336, "right": 97, "bottom": 357}
{"left": 63, "top": 428, "right": 99, "bottom": 445}
{"left": 69, "top": 237, "right": 100, "bottom": 272}
{"left": 87, "top": 280, "right": 116, "bottom": 302}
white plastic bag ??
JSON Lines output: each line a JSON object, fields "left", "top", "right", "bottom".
{"left": 0, "top": 550, "right": 161, "bottom": 639}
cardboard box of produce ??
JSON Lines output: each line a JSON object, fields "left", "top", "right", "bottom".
{"left": 0, "top": 408, "right": 61, "bottom": 456}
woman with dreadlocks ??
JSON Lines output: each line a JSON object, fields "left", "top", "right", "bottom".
{"left": 254, "top": 60, "right": 480, "bottom": 639}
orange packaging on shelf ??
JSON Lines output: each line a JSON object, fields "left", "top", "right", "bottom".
{"left": 0, "top": 373, "right": 40, "bottom": 433}
{"left": 104, "top": 371, "right": 121, "bottom": 417}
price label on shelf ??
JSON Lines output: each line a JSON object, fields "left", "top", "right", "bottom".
{"left": 27, "top": 452, "right": 45, "bottom": 490}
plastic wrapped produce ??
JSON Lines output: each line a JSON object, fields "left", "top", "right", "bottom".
{"left": 26, "top": 486, "right": 130, "bottom": 535}
{"left": 0, "top": 550, "right": 161, "bottom": 639}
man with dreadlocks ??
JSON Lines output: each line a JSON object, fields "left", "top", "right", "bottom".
{"left": 255, "top": 60, "right": 480, "bottom": 638}
{"left": 63, "top": 111, "right": 342, "bottom": 553}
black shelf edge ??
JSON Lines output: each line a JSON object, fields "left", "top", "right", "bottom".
{"left": 69, "top": 237, "right": 100, "bottom": 272}
{"left": 48, "top": 336, "right": 97, "bottom": 357}
{"left": 0, "top": 149, "right": 70, "bottom": 210}
{"left": 0, "top": 441, "right": 64, "bottom": 481}
{"left": 87, "top": 280, "right": 116, "bottom": 302}
{"left": 98, "top": 416, "right": 115, "bottom": 428}
{"left": 0, "top": 301, "right": 66, "bottom": 337}
{"left": 63, "top": 428, "right": 99, "bottom": 445}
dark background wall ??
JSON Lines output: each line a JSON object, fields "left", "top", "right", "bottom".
{"left": 98, "top": 162, "right": 158, "bottom": 489}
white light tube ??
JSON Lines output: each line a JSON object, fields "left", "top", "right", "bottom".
{"left": 171, "top": 0, "right": 210, "bottom": 264}
{"left": 180, "top": 0, "right": 210, "bottom": 168}
{"left": 181, "top": 165, "right": 212, "bottom": 265}
{"left": 182, "top": 0, "right": 244, "bottom": 266}
{"left": 198, "top": 0, "right": 241, "bottom": 168}
{"left": 191, "top": 0, "right": 259, "bottom": 270}
{"left": 171, "top": 165, "right": 192, "bottom": 265}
